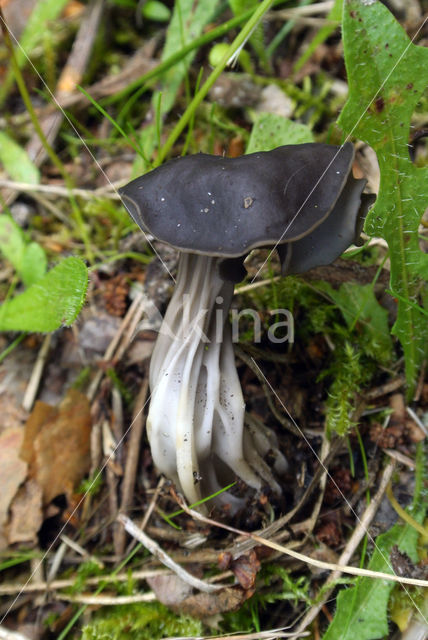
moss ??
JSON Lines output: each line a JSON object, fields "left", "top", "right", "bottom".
{"left": 81, "top": 602, "right": 203, "bottom": 640}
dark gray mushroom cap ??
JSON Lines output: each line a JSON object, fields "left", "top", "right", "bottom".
{"left": 120, "top": 142, "right": 370, "bottom": 272}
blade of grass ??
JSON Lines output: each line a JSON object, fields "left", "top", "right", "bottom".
{"left": 155, "top": 0, "right": 277, "bottom": 165}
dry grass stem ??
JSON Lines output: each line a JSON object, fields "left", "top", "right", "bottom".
{"left": 294, "top": 461, "right": 396, "bottom": 634}
{"left": 118, "top": 514, "right": 225, "bottom": 593}
{"left": 22, "top": 334, "right": 52, "bottom": 411}
{"left": 177, "top": 465, "right": 428, "bottom": 589}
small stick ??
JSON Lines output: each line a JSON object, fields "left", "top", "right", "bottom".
{"left": 0, "top": 627, "right": 32, "bottom": 640}
{"left": 87, "top": 292, "right": 144, "bottom": 401}
{"left": 0, "top": 569, "right": 171, "bottom": 596}
{"left": 293, "top": 461, "right": 396, "bottom": 634}
{"left": 58, "top": 592, "right": 156, "bottom": 606}
{"left": 22, "top": 334, "right": 52, "bottom": 411}
{"left": 0, "top": 179, "right": 121, "bottom": 200}
{"left": 177, "top": 463, "right": 428, "bottom": 588}
{"left": 140, "top": 477, "right": 165, "bottom": 532}
{"left": 117, "top": 514, "right": 224, "bottom": 593}
{"left": 116, "top": 377, "right": 150, "bottom": 555}
{"left": 161, "top": 628, "right": 309, "bottom": 640}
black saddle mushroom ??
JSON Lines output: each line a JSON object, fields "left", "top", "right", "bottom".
{"left": 119, "top": 142, "right": 373, "bottom": 512}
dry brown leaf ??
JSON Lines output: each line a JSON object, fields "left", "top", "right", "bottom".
{"left": 20, "top": 389, "right": 92, "bottom": 505}
{"left": 7, "top": 479, "right": 43, "bottom": 546}
{"left": 0, "top": 428, "right": 27, "bottom": 549}
{"left": 231, "top": 550, "right": 261, "bottom": 590}
{"left": 170, "top": 586, "right": 253, "bottom": 618}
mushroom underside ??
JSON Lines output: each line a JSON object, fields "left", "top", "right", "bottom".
{"left": 146, "top": 252, "right": 287, "bottom": 512}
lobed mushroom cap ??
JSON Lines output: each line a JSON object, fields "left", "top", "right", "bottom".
{"left": 119, "top": 142, "right": 362, "bottom": 258}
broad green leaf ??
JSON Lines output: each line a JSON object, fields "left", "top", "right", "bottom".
{"left": 246, "top": 114, "right": 314, "bottom": 154}
{"left": 0, "top": 132, "right": 40, "bottom": 184}
{"left": 323, "top": 521, "right": 423, "bottom": 640}
{"left": 0, "top": 215, "right": 25, "bottom": 272}
{"left": 0, "top": 0, "right": 69, "bottom": 101}
{"left": 338, "top": 0, "right": 428, "bottom": 394}
{"left": 0, "top": 257, "right": 88, "bottom": 332}
{"left": 322, "top": 282, "right": 393, "bottom": 364}
{"left": 21, "top": 242, "right": 48, "bottom": 287}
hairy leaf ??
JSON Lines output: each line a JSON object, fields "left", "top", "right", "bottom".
{"left": 338, "top": 0, "right": 428, "bottom": 394}
{"left": 0, "top": 257, "right": 88, "bottom": 332}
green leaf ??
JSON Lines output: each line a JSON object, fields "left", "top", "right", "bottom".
{"left": 323, "top": 282, "right": 393, "bottom": 364}
{"left": 139, "top": 0, "right": 222, "bottom": 164}
{"left": 21, "top": 242, "right": 48, "bottom": 287}
{"left": 0, "top": 257, "right": 88, "bottom": 332}
{"left": 323, "top": 443, "right": 426, "bottom": 640}
{"left": 0, "top": 215, "right": 25, "bottom": 273}
{"left": 0, "top": 215, "right": 47, "bottom": 285}
{"left": 338, "top": 0, "right": 428, "bottom": 394}
{"left": 246, "top": 114, "right": 314, "bottom": 154}
{"left": 142, "top": 0, "right": 171, "bottom": 22}
{"left": 0, "top": 0, "right": 69, "bottom": 101}
{"left": 0, "top": 132, "right": 40, "bottom": 184}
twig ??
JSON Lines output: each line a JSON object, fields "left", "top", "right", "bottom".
{"left": 176, "top": 468, "right": 428, "bottom": 588}
{"left": 26, "top": 0, "right": 105, "bottom": 165}
{"left": 230, "top": 439, "right": 341, "bottom": 558}
{"left": 161, "top": 628, "right": 309, "bottom": 640}
{"left": 293, "top": 461, "right": 396, "bottom": 634}
{"left": 235, "top": 346, "right": 301, "bottom": 436}
{"left": 364, "top": 376, "right": 406, "bottom": 400}
{"left": 140, "top": 477, "right": 165, "bottom": 532}
{"left": 0, "top": 179, "right": 121, "bottom": 200}
{"left": 406, "top": 406, "right": 428, "bottom": 437}
{"left": 267, "top": 0, "right": 334, "bottom": 19}
{"left": 0, "top": 569, "right": 172, "bottom": 596}
{"left": 117, "top": 515, "right": 224, "bottom": 593}
{"left": 59, "top": 592, "right": 156, "bottom": 605}
{"left": 87, "top": 291, "right": 145, "bottom": 401}
{"left": 0, "top": 627, "right": 31, "bottom": 640}
{"left": 22, "top": 334, "right": 52, "bottom": 411}
{"left": 116, "top": 377, "right": 150, "bottom": 555}
{"left": 60, "top": 534, "right": 104, "bottom": 569}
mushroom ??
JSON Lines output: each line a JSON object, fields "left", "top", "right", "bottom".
{"left": 119, "top": 142, "right": 372, "bottom": 511}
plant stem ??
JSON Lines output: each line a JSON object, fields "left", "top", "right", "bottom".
{"left": 0, "top": 8, "right": 94, "bottom": 262}
{"left": 156, "top": 0, "right": 277, "bottom": 165}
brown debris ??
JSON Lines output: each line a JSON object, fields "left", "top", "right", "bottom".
{"left": 315, "top": 520, "right": 342, "bottom": 548}
{"left": 170, "top": 586, "right": 254, "bottom": 618}
{"left": 102, "top": 273, "right": 131, "bottom": 317}
{"left": 230, "top": 549, "right": 261, "bottom": 590}
{"left": 7, "top": 479, "right": 43, "bottom": 546}
{"left": 0, "top": 428, "right": 27, "bottom": 549}
{"left": 20, "top": 389, "right": 92, "bottom": 505}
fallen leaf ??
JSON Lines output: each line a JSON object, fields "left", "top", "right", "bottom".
{"left": 7, "top": 479, "right": 43, "bottom": 545}
{"left": 230, "top": 550, "right": 261, "bottom": 590}
{"left": 170, "top": 586, "right": 253, "bottom": 618}
{"left": 0, "top": 428, "right": 27, "bottom": 549}
{"left": 20, "top": 389, "right": 92, "bottom": 505}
